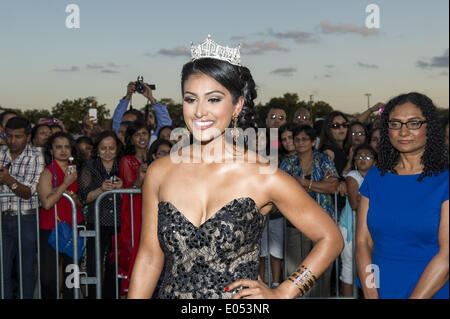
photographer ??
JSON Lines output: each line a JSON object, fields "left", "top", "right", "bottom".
{"left": 112, "top": 79, "right": 172, "bottom": 146}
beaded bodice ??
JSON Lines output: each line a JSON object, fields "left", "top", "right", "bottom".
{"left": 157, "top": 197, "right": 265, "bottom": 299}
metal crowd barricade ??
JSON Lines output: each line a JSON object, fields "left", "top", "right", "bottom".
{"left": 281, "top": 192, "right": 359, "bottom": 299}
{"left": 0, "top": 193, "right": 83, "bottom": 299}
{"left": 89, "top": 190, "right": 359, "bottom": 299}
{"left": 0, "top": 194, "right": 39, "bottom": 299}
{"left": 92, "top": 188, "right": 141, "bottom": 299}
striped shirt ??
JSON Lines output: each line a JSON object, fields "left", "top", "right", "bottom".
{"left": 0, "top": 144, "right": 45, "bottom": 211}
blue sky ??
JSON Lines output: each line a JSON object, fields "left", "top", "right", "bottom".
{"left": 0, "top": 0, "right": 448, "bottom": 115}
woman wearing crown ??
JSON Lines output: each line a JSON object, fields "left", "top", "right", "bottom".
{"left": 127, "top": 36, "right": 343, "bottom": 299}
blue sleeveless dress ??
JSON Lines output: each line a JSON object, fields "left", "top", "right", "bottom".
{"left": 359, "top": 167, "right": 449, "bottom": 299}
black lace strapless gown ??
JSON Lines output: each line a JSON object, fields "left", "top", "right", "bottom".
{"left": 157, "top": 197, "right": 266, "bottom": 299}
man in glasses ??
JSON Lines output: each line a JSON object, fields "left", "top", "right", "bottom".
{"left": 263, "top": 106, "right": 288, "bottom": 154}
{"left": 293, "top": 107, "right": 322, "bottom": 150}
{"left": 265, "top": 106, "right": 287, "bottom": 129}
{"left": 293, "top": 107, "right": 312, "bottom": 127}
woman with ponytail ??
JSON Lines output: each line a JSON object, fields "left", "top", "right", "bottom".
{"left": 127, "top": 36, "right": 343, "bottom": 299}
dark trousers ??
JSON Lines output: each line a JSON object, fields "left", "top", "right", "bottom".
{"left": 86, "top": 224, "right": 119, "bottom": 299}
{"left": 0, "top": 214, "right": 37, "bottom": 299}
{"left": 39, "top": 229, "right": 74, "bottom": 299}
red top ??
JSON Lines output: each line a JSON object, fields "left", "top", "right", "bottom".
{"left": 111, "top": 155, "right": 143, "bottom": 294}
{"left": 39, "top": 160, "right": 83, "bottom": 230}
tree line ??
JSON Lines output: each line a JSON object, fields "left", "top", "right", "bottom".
{"left": 2, "top": 93, "right": 448, "bottom": 135}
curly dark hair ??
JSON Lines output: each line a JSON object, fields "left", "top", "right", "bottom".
{"left": 378, "top": 92, "right": 448, "bottom": 181}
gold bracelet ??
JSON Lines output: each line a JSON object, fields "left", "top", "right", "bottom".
{"left": 288, "top": 265, "right": 317, "bottom": 296}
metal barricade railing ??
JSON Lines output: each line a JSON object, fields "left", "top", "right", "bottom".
{"left": 0, "top": 193, "right": 82, "bottom": 299}
{"left": 281, "top": 192, "right": 358, "bottom": 299}
{"left": 3, "top": 185, "right": 360, "bottom": 300}
{"left": 88, "top": 189, "right": 359, "bottom": 299}
{"left": 92, "top": 188, "right": 141, "bottom": 299}
{"left": 0, "top": 194, "right": 40, "bottom": 299}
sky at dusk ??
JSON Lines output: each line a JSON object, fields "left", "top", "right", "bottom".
{"left": 0, "top": 0, "right": 448, "bottom": 116}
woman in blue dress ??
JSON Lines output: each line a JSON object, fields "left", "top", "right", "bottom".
{"left": 356, "top": 92, "right": 449, "bottom": 299}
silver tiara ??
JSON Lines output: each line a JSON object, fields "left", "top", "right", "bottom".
{"left": 190, "top": 35, "right": 241, "bottom": 66}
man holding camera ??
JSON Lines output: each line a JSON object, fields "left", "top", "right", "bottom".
{"left": 112, "top": 78, "right": 172, "bottom": 146}
{"left": 0, "top": 117, "right": 45, "bottom": 299}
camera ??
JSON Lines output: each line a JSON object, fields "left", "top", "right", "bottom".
{"left": 135, "top": 76, "right": 156, "bottom": 94}
{"left": 110, "top": 175, "right": 117, "bottom": 183}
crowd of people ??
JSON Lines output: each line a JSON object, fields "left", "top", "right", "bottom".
{"left": 0, "top": 44, "right": 449, "bottom": 299}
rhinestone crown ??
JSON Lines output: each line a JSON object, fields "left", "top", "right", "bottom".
{"left": 190, "top": 35, "right": 241, "bottom": 66}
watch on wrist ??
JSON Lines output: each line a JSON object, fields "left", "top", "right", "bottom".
{"left": 10, "top": 182, "right": 18, "bottom": 190}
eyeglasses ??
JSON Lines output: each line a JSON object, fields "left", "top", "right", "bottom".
{"left": 296, "top": 115, "right": 310, "bottom": 121}
{"left": 387, "top": 120, "right": 427, "bottom": 130}
{"left": 270, "top": 114, "right": 286, "bottom": 120}
{"left": 330, "top": 122, "right": 349, "bottom": 129}
{"left": 351, "top": 131, "right": 366, "bottom": 136}
{"left": 354, "top": 155, "right": 374, "bottom": 160}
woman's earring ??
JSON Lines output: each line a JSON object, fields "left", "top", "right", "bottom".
{"left": 230, "top": 114, "right": 240, "bottom": 143}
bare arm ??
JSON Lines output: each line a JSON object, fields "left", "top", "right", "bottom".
{"left": 356, "top": 103, "right": 384, "bottom": 124}
{"left": 294, "top": 175, "right": 339, "bottom": 194}
{"left": 346, "top": 176, "right": 360, "bottom": 211}
{"left": 355, "top": 195, "right": 379, "bottom": 298}
{"left": 37, "top": 168, "right": 76, "bottom": 210}
{"left": 127, "top": 161, "right": 165, "bottom": 299}
{"left": 0, "top": 166, "right": 32, "bottom": 199}
{"left": 409, "top": 200, "right": 449, "bottom": 299}
{"left": 231, "top": 168, "right": 344, "bottom": 299}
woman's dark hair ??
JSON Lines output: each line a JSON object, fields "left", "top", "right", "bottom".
{"left": 318, "top": 111, "right": 351, "bottom": 154}
{"left": 369, "top": 126, "right": 381, "bottom": 139}
{"left": 352, "top": 143, "right": 378, "bottom": 168}
{"left": 76, "top": 136, "right": 93, "bottom": 147}
{"left": 378, "top": 92, "right": 448, "bottom": 181}
{"left": 442, "top": 114, "right": 449, "bottom": 131}
{"left": 44, "top": 131, "right": 82, "bottom": 169}
{"left": 349, "top": 121, "right": 369, "bottom": 145}
{"left": 147, "top": 138, "right": 172, "bottom": 164}
{"left": 31, "top": 123, "right": 51, "bottom": 145}
{"left": 313, "top": 119, "right": 324, "bottom": 135}
{"left": 157, "top": 125, "right": 173, "bottom": 140}
{"left": 181, "top": 58, "right": 258, "bottom": 133}
{"left": 293, "top": 125, "right": 317, "bottom": 149}
{"left": 278, "top": 123, "right": 299, "bottom": 156}
{"left": 93, "top": 130, "right": 123, "bottom": 159}
{"left": 124, "top": 119, "right": 150, "bottom": 155}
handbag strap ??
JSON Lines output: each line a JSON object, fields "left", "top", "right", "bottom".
{"left": 50, "top": 163, "right": 61, "bottom": 223}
